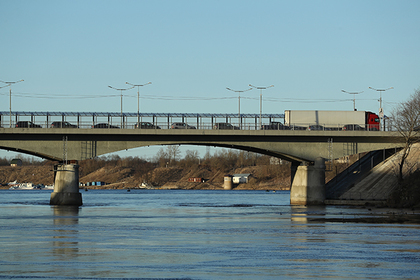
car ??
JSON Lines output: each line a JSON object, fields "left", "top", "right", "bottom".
{"left": 342, "top": 124, "right": 364, "bottom": 131}
{"left": 289, "top": 125, "right": 306, "bottom": 130}
{"left": 135, "top": 122, "right": 161, "bottom": 129}
{"left": 15, "top": 121, "right": 41, "bottom": 128}
{"left": 307, "top": 125, "right": 329, "bottom": 131}
{"left": 51, "top": 121, "right": 78, "bottom": 128}
{"left": 260, "top": 121, "right": 288, "bottom": 130}
{"left": 170, "top": 122, "right": 196, "bottom": 129}
{"left": 213, "top": 122, "right": 239, "bottom": 130}
{"left": 92, "top": 123, "right": 120, "bottom": 129}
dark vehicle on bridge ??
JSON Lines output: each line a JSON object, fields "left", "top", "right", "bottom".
{"left": 92, "top": 123, "right": 119, "bottom": 129}
{"left": 51, "top": 121, "right": 78, "bottom": 128}
{"left": 213, "top": 122, "right": 239, "bottom": 130}
{"left": 260, "top": 121, "right": 289, "bottom": 130}
{"left": 135, "top": 122, "right": 161, "bottom": 129}
{"left": 307, "top": 125, "right": 330, "bottom": 131}
{"left": 15, "top": 121, "right": 41, "bottom": 128}
{"left": 288, "top": 125, "right": 306, "bottom": 130}
{"left": 171, "top": 122, "right": 196, "bottom": 129}
{"left": 342, "top": 124, "right": 364, "bottom": 131}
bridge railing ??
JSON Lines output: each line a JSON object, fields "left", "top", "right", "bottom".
{"left": 1, "top": 120, "right": 385, "bottom": 131}
{"left": 0, "top": 111, "right": 284, "bottom": 130}
{"left": 3, "top": 120, "right": 290, "bottom": 130}
{"left": 0, "top": 111, "right": 385, "bottom": 131}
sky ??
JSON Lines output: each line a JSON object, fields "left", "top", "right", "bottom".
{"left": 1, "top": 0, "right": 420, "bottom": 160}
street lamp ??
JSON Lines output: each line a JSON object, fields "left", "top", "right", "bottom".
{"left": 226, "top": 87, "right": 252, "bottom": 128}
{"left": 342, "top": 90, "right": 363, "bottom": 111}
{"left": 249, "top": 84, "right": 274, "bottom": 128}
{"left": 0, "top": 79, "right": 24, "bottom": 127}
{"left": 368, "top": 86, "right": 394, "bottom": 131}
{"left": 126, "top": 81, "right": 152, "bottom": 123}
{"left": 108, "top": 85, "right": 134, "bottom": 128}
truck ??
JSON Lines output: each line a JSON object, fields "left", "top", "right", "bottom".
{"left": 284, "top": 110, "right": 380, "bottom": 131}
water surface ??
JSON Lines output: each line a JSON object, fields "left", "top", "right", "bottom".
{"left": 0, "top": 189, "right": 419, "bottom": 279}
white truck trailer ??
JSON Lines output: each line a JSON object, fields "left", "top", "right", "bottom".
{"left": 284, "top": 110, "right": 380, "bottom": 130}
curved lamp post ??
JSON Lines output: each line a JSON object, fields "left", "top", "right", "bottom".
{"left": 0, "top": 79, "right": 24, "bottom": 127}
{"left": 249, "top": 84, "right": 274, "bottom": 128}
{"left": 226, "top": 87, "right": 252, "bottom": 128}
{"left": 108, "top": 85, "right": 134, "bottom": 128}
{"left": 368, "top": 86, "right": 394, "bottom": 131}
{"left": 342, "top": 90, "right": 363, "bottom": 111}
{"left": 126, "top": 81, "right": 152, "bottom": 123}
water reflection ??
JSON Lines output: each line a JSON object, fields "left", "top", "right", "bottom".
{"left": 291, "top": 205, "right": 326, "bottom": 223}
{"left": 51, "top": 206, "right": 80, "bottom": 258}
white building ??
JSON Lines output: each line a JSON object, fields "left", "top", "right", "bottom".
{"left": 232, "top": 174, "right": 251, "bottom": 184}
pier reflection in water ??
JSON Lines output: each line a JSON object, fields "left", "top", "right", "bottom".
{"left": 52, "top": 206, "right": 79, "bottom": 258}
{"left": 0, "top": 189, "right": 419, "bottom": 280}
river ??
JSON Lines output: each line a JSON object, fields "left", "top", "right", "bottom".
{"left": 0, "top": 189, "right": 419, "bottom": 279}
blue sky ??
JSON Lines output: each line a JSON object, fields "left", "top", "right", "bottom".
{"left": 1, "top": 0, "right": 420, "bottom": 160}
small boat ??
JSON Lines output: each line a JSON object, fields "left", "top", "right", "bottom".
{"left": 139, "top": 182, "right": 155, "bottom": 189}
{"left": 8, "top": 182, "right": 48, "bottom": 190}
{"left": 8, "top": 180, "right": 20, "bottom": 189}
{"left": 9, "top": 182, "right": 35, "bottom": 190}
{"left": 43, "top": 185, "right": 54, "bottom": 190}
{"left": 18, "top": 183, "right": 35, "bottom": 190}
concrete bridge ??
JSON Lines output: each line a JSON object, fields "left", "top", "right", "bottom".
{"left": 0, "top": 127, "right": 404, "bottom": 163}
{"left": 0, "top": 111, "right": 405, "bottom": 206}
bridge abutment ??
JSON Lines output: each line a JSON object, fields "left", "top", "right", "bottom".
{"left": 290, "top": 158, "right": 326, "bottom": 205}
{"left": 50, "top": 164, "right": 82, "bottom": 206}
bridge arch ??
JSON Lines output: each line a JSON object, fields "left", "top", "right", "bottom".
{"left": 0, "top": 140, "right": 302, "bottom": 164}
{"left": 0, "top": 146, "right": 61, "bottom": 161}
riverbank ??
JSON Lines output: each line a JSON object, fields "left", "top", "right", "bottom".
{"left": 1, "top": 149, "right": 418, "bottom": 210}
{"left": 0, "top": 164, "right": 293, "bottom": 191}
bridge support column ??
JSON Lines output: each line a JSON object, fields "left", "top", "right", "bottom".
{"left": 290, "top": 161, "right": 300, "bottom": 187}
{"left": 223, "top": 175, "right": 233, "bottom": 190}
{"left": 290, "top": 158, "right": 325, "bottom": 205}
{"left": 50, "top": 164, "right": 82, "bottom": 206}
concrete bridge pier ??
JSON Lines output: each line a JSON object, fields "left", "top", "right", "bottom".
{"left": 50, "top": 164, "right": 83, "bottom": 206}
{"left": 290, "top": 158, "right": 326, "bottom": 205}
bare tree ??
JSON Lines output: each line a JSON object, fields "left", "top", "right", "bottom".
{"left": 391, "top": 89, "right": 420, "bottom": 181}
{"left": 154, "top": 147, "right": 168, "bottom": 167}
{"left": 184, "top": 150, "right": 199, "bottom": 164}
{"left": 166, "top": 145, "right": 181, "bottom": 164}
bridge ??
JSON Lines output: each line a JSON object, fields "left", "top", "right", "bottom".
{"left": 0, "top": 111, "right": 403, "bottom": 162}
{"left": 0, "top": 111, "right": 405, "bottom": 206}
{"left": 0, "top": 124, "right": 404, "bottom": 162}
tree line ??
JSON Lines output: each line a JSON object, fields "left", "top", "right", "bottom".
{"left": 77, "top": 147, "right": 282, "bottom": 176}
{"left": 0, "top": 147, "right": 285, "bottom": 176}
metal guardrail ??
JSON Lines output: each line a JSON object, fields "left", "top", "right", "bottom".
{"left": 0, "top": 111, "right": 285, "bottom": 130}
{"left": 2, "top": 121, "right": 289, "bottom": 130}
{"left": 0, "top": 111, "right": 384, "bottom": 131}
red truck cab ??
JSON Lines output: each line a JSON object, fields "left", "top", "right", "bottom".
{"left": 366, "top": 112, "right": 380, "bottom": 131}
